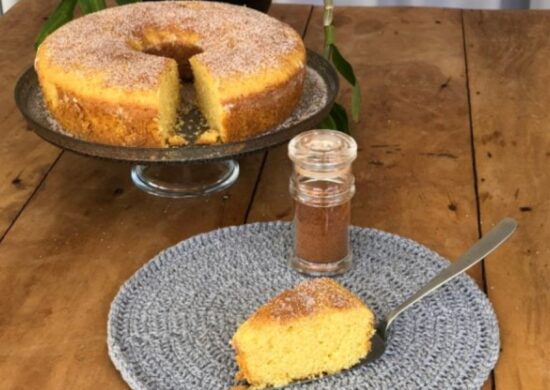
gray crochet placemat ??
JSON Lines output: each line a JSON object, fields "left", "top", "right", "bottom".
{"left": 108, "top": 222, "right": 499, "bottom": 390}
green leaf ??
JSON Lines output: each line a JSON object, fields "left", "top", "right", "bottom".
{"left": 330, "top": 102, "right": 350, "bottom": 134}
{"left": 319, "top": 113, "right": 337, "bottom": 130}
{"left": 319, "top": 103, "right": 351, "bottom": 133}
{"left": 116, "top": 0, "right": 142, "bottom": 4}
{"left": 78, "top": 0, "right": 106, "bottom": 14}
{"left": 330, "top": 44, "right": 356, "bottom": 85}
{"left": 35, "top": 0, "right": 78, "bottom": 49}
{"left": 351, "top": 83, "right": 361, "bottom": 122}
{"left": 331, "top": 44, "right": 362, "bottom": 122}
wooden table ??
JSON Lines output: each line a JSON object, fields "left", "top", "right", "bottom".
{"left": 1, "top": 1, "right": 548, "bottom": 389}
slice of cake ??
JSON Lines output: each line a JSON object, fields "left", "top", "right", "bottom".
{"left": 231, "top": 278, "right": 376, "bottom": 389}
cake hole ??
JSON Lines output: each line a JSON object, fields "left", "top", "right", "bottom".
{"left": 130, "top": 36, "right": 222, "bottom": 143}
{"left": 142, "top": 43, "right": 203, "bottom": 81}
{"left": 138, "top": 41, "right": 213, "bottom": 142}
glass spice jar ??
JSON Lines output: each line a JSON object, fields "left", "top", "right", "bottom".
{"left": 288, "top": 129, "right": 357, "bottom": 275}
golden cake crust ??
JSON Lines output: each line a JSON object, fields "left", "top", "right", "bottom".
{"left": 35, "top": 1, "right": 306, "bottom": 147}
{"left": 41, "top": 81, "right": 168, "bottom": 147}
{"left": 250, "top": 278, "right": 363, "bottom": 324}
{"left": 222, "top": 70, "right": 304, "bottom": 142}
{"left": 231, "top": 278, "right": 376, "bottom": 389}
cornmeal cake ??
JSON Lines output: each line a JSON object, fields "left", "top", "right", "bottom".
{"left": 35, "top": 1, "right": 306, "bottom": 147}
{"left": 231, "top": 278, "right": 375, "bottom": 389}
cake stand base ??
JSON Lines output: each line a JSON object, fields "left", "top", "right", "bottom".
{"left": 131, "top": 160, "right": 239, "bottom": 198}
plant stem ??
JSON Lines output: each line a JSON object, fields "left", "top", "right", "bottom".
{"left": 323, "top": 0, "right": 334, "bottom": 59}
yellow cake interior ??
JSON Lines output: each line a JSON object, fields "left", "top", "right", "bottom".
{"left": 231, "top": 278, "right": 375, "bottom": 389}
{"left": 190, "top": 57, "right": 224, "bottom": 137}
{"left": 157, "top": 62, "right": 181, "bottom": 143}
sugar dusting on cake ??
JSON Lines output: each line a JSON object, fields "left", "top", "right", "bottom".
{"left": 46, "top": 114, "right": 73, "bottom": 138}
{"left": 38, "top": 1, "right": 303, "bottom": 89}
{"left": 26, "top": 87, "right": 76, "bottom": 138}
{"left": 258, "top": 278, "right": 357, "bottom": 322}
{"left": 271, "top": 67, "right": 327, "bottom": 132}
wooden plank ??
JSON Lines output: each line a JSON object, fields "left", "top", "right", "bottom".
{"left": 248, "top": 7, "right": 481, "bottom": 281}
{"left": 0, "top": 4, "right": 312, "bottom": 389}
{"left": 0, "top": 0, "right": 61, "bottom": 238}
{"left": 464, "top": 10, "right": 550, "bottom": 390}
{"left": 0, "top": 154, "right": 263, "bottom": 389}
{"left": 248, "top": 7, "right": 490, "bottom": 388}
{"left": 0, "top": 0, "right": 310, "bottom": 239}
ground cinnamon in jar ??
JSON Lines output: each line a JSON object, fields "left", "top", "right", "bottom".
{"left": 288, "top": 130, "right": 357, "bottom": 275}
{"left": 294, "top": 201, "right": 350, "bottom": 263}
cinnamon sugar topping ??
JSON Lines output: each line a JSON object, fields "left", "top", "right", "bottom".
{"left": 255, "top": 278, "right": 358, "bottom": 322}
{"left": 38, "top": 1, "right": 303, "bottom": 89}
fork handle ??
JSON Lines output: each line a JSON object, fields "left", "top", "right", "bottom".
{"left": 383, "top": 218, "right": 518, "bottom": 333}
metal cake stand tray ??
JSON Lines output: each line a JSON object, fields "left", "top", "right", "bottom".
{"left": 14, "top": 50, "right": 338, "bottom": 198}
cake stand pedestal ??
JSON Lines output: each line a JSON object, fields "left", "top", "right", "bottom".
{"left": 131, "top": 160, "right": 239, "bottom": 198}
{"left": 15, "top": 50, "right": 338, "bottom": 198}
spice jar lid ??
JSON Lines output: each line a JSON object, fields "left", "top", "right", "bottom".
{"left": 288, "top": 130, "right": 357, "bottom": 172}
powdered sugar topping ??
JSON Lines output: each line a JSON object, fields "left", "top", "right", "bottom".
{"left": 262, "top": 278, "right": 358, "bottom": 322}
{"left": 38, "top": 1, "right": 303, "bottom": 89}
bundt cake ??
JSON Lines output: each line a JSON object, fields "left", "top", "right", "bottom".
{"left": 34, "top": 1, "right": 306, "bottom": 147}
{"left": 231, "top": 278, "right": 376, "bottom": 389}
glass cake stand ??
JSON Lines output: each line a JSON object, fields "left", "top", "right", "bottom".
{"left": 14, "top": 50, "right": 338, "bottom": 198}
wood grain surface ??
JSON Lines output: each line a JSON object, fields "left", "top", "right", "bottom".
{"left": 0, "top": 2, "right": 547, "bottom": 390}
{"left": 464, "top": 10, "right": 550, "bottom": 390}
{"left": 249, "top": 7, "right": 482, "bottom": 280}
{"left": 0, "top": 0, "right": 60, "bottom": 239}
{"left": 247, "top": 8, "right": 491, "bottom": 389}
{"left": 0, "top": 4, "right": 312, "bottom": 389}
